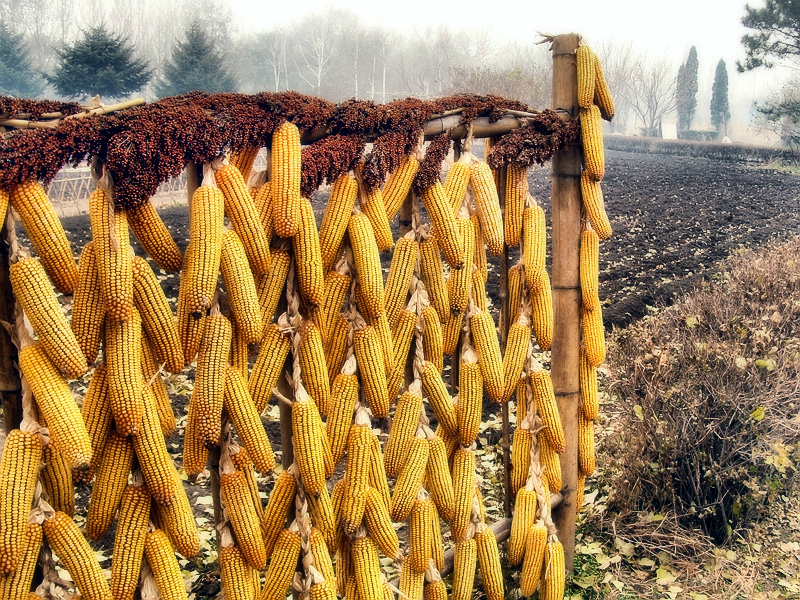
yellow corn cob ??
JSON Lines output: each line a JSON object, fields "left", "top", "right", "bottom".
{"left": 452, "top": 538, "right": 477, "bottom": 600}
{"left": 254, "top": 180, "right": 273, "bottom": 239}
{"left": 9, "top": 181, "right": 78, "bottom": 294}
{"left": 580, "top": 171, "right": 611, "bottom": 240}
{"left": 580, "top": 228, "right": 600, "bottom": 312}
{"left": 582, "top": 303, "right": 606, "bottom": 367}
{"left": 447, "top": 219, "right": 475, "bottom": 314}
{"left": 144, "top": 529, "right": 188, "bottom": 600}
{"left": 471, "top": 310, "right": 504, "bottom": 403}
{"left": 541, "top": 541, "right": 566, "bottom": 600}
{"left": 229, "top": 317, "right": 250, "bottom": 382}
{"left": 425, "top": 436, "right": 454, "bottom": 522}
{"left": 322, "top": 270, "right": 350, "bottom": 330}
{"left": 384, "top": 154, "right": 420, "bottom": 221}
{"left": 342, "top": 424, "right": 371, "bottom": 535}
{"left": 594, "top": 52, "right": 615, "bottom": 121}
{"left": 530, "top": 368, "right": 565, "bottom": 453}
{"left": 384, "top": 235, "right": 417, "bottom": 326}
{"left": 10, "top": 257, "right": 86, "bottom": 378}
{"left": 110, "top": 485, "right": 150, "bottom": 600}
{"left": 260, "top": 529, "right": 301, "bottom": 600}
{"left": 0, "top": 430, "right": 42, "bottom": 575}
{"left": 520, "top": 522, "right": 547, "bottom": 596}
{"left": 310, "top": 526, "right": 335, "bottom": 581}
{"left": 360, "top": 178, "right": 394, "bottom": 252}
{"left": 43, "top": 512, "right": 112, "bottom": 600}
{"left": 419, "top": 236, "right": 449, "bottom": 323}
{"left": 517, "top": 376, "right": 529, "bottom": 425}
{"left": 0, "top": 188, "right": 5, "bottom": 226}
{"left": 145, "top": 333, "right": 177, "bottom": 433}
{"left": 18, "top": 345, "right": 91, "bottom": 471}
{"left": 578, "top": 411, "right": 596, "bottom": 476}
{"left": 399, "top": 559, "right": 425, "bottom": 600}
{"left": 390, "top": 436, "right": 429, "bottom": 522}
{"left": 347, "top": 214, "right": 385, "bottom": 319}
{"left": 419, "top": 306, "right": 443, "bottom": 374}
{"left": 261, "top": 471, "right": 296, "bottom": 555}
{"left": 531, "top": 272, "right": 553, "bottom": 351}
{"left": 221, "top": 470, "right": 267, "bottom": 569}
{"left": 224, "top": 367, "right": 276, "bottom": 473}
{"left": 471, "top": 267, "right": 488, "bottom": 312}
{"left": 577, "top": 45, "right": 596, "bottom": 109}
{"left": 509, "top": 264, "right": 523, "bottom": 324}
{"left": 250, "top": 324, "right": 291, "bottom": 413}
{"left": 293, "top": 395, "right": 327, "bottom": 495}
{"left": 470, "top": 161, "right": 503, "bottom": 256}
{"left": 127, "top": 201, "right": 182, "bottom": 271}
{"left": 194, "top": 314, "right": 232, "bottom": 446}
{"left": 89, "top": 188, "right": 133, "bottom": 321}
{"left": 0, "top": 523, "right": 41, "bottom": 600}
{"left": 522, "top": 205, "right": 547, "bottom": 293}
{"left": 156, "top": 469, "right": 201, "bottom": 558}
{"left": 298, "top": 321, "right": 331, "bottom": 415}
{"left": 502, "top": 321, "right": 531, "bottom": 403}
{"left": 220, "top": 545, "right": 257, "bottom": 600}
{"left": 177, "top": 274, "right": 204, "bottom": 365}
{"left": 132, "top": 256, "right": 183, "bottom": 373}
{"left": 442, "top": 311, "right": 464, "bottom": 356}
{"left": 324, "top": 314, "right": 348, "bottom": 385}
{"left": 424, "top": 580, "right": 447, "bottom": 600}
{"left": 294, "top": 197, "right": 325, "bottom": 307}
{"left": 429, "top": 502, "right": 444, "bottom": 571}
{"left": 476, "top": 527, "right": 504, "bottom": 600}
{"left": 505, "top": 164, "right": 527, "bottom": 247}
{"left": 354, "top": 326, "right": 390, "bottom": 418}
{"left": 320, "top": 174, "right": 358, "bottom": 270}
{"left": 271, "top": 121, "right": 302, "bottom": 238}
{"left": 457, "top": 359, "right": 482, "bottom": 446}
{"left": 78, "top": 363, "right": 111, "bottom": 483}
{"left": 421, "top": 361, "right": 458, "bottom": 436}
{"left": 368, "top": 432, "right": 392, "bottom": 510}
{"left": 183, "top": 185, "right": 225, "bottom": 315}
{"left": 231, "top": 146, "right": 260, "bottom": 181}
{"left": 256, "top": 249, "right": 290, "bottom": 327}
{"left": 581, "top": 105, "right": 605, "bottom": 181}
{"left": 421, "top": 181, "right": 463, "bottom": 269}
{"left": 352, "top": 536, "right": 382, "bottom": 600}
{"left": 105, "top": 307, "right": 144, "bottom": 435}
{"left": 220, "top": 230, "right": 264, "bottom": 343}
{"left": 539, "top": 434, "right": 563, "bottom": 493}
{"left": 509, "top": 487, "right": 537, "bottom": 566}
{"left": 71, "top": 242, "right": 105, "bottom": 364}
{"left": 326, "top": 373, "right": 358, "bottom": 464}
{"left": 232, "top": 449, "right": 265, "bottom": 522}
{"left": 332, "top": 480, "right": 346, "bottom": 551}
{"left": 472, "top": 213, "right": 488, "bottom": 282}
{"left": 510, "top": 427, "right": 532, "bottom": 496}
{"left": 42, "top": 443, "right": 74, "bottom": 516}
{"left": 310, "top": 581, "right": 337, "bottom": 600}
{"left": 451, "top": 448, "right": 475, "bottom": 542}
{"left": 134, "top": 385, "right": 178, "bottom": 505}
{"left": 364, "top": 487, "right": 398, "bottom": 558}
{"left": 445, "top": 160, "right": 471, "bottom": 214}
{"left": 409, "top": 500, "right": 433, "bottom": 573}
{"left": 390, "top": 308, "right": 415, "bottom": 374}
{"left": 216, "top": 163, "right": 271, "bottom": 274}
{"left": 182, "top": 395, "right": 208, "bottom": 477}
{"left": 580, "top": 348, "right": 599, "bottom": 421}
{"left": 384, "top": 391, "right": 423, "bottom": 478}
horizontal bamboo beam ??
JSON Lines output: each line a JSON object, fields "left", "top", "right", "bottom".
{"left": 0, "top": 98, "right": 145, "bottom": 130}
{"left": 388, "top": 492, "right": 562, "bottom": 586}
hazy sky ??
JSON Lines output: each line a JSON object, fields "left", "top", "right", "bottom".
{"left": 229, "top": 0, "right": 784, "bottom": 130}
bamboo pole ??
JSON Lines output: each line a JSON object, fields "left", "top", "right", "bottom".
{"left": 550, "top": 33, "right": 582, "bottom": 573}
{"left": 0, "top": 217, "right": 21, "bottom": 432}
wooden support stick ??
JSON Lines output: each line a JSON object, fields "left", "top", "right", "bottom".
{"left": 0, "top": 217, "right": 21, "bottom": 432}
{"left": 550, "top": 33, "right": 582, "bottom": 573}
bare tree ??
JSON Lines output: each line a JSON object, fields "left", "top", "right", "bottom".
{"left": 594, "top": 40, "right": 637, "bottom": 133}
{"left": 628, "top": 55, "right": 677, "bottom": 137}
{"left": 291, "top": 10, "right": 341, "bottom": 96}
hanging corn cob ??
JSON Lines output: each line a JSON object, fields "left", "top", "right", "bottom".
{"left": 127, "top": 201, "right": 182, "bottom": 271}
{"left": 271, "top": 121, "right": 303, "bottom": 238}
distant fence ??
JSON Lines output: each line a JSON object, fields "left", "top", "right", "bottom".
{"left": 604, "top": 135, "right": 797, "bottom": 164}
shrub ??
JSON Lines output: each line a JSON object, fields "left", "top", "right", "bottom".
{"left": 604, "top": 237, "right": 800, "bottom": 543}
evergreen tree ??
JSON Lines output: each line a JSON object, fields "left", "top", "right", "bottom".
{"left": 710, "top": 59, "right": 730, "bottom": 134}
{"left": 47, "top": 25, "right": 152, "bottom": 100}
{"left": 676, "top": 46, "right": 698, "bottom": 132}
{"left": 0, "top": 21, "right": 44, "bottom": 98}
{"left": 156, "top": 20, "right": 236, "bottom": 97}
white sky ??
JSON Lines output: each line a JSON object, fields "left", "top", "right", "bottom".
{"left": 227, "top": 0, "right": 788, "bottom": 131}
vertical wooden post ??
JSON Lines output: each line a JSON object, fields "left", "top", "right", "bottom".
{"left": 0, "top": 218, "right": 22, "bottom": 433}
{"left": 550, "top": 33, "right": 582, "bottom": 572}
{"left": 186, "top": 162, "right": 200, "bottom": 204}
{"left": 496, "top": 163, "right": 513, "bottom": 518}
